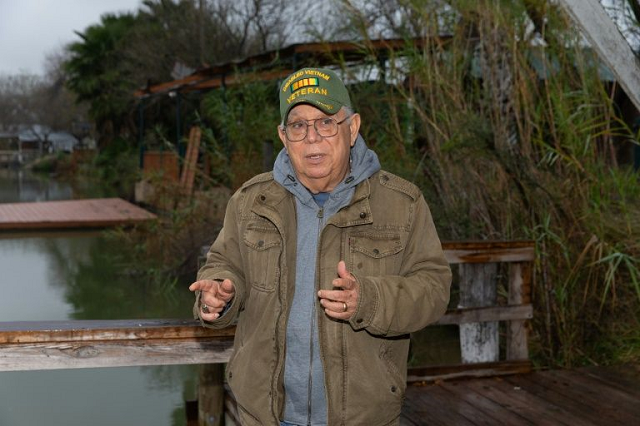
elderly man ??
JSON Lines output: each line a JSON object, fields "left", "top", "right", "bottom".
{"left": 190, "top": 67, "right": 451, "bottom": 426}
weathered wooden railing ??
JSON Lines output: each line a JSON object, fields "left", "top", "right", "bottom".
{"left": 409, "top": 240, "right": 534, "bottom": 382}
{"left": 0, "top": 241, "right": 534, "bottom": 422}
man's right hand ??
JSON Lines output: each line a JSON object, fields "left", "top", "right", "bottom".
{"left": 189, "top": 279, "right": 235, "bottom": 321}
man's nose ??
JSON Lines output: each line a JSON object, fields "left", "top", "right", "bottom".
{"left": 305, "top": 122, "right": 321, "bottom": 143}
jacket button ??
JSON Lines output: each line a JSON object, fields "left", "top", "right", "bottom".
{"left": 382, "top": 174, "right": 390, "bottom": 181}
{"left": 260, "top": 195, "right": 266, "bottom": 201}
{"left": 258, "top": 240, "right": 264, "bottom": 247}
{"left": 373, "top": 248, "right": 380, "bottom": 255}
{"left": 229, "top": 372, "right": 233, "bottom": 378}
{"left": 356, "top": 318, "right": 363, "bottom": 324}
{"left": 359, "top": 212, "right": 366, "bottom": 219}
{"left": 391, "top": 386, "right": 397, "bottom": 393}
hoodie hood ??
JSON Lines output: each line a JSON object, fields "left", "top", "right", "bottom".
{"left": 273, "top": 134, "right": 381, "bottom": 202}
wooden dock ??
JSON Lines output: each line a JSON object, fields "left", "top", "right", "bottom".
{"left": 0, "top": 198, "right": 156, "bottom": 230}
{"left": 401, "top": 365, "right": 640, "bottom": 425}
{"left": 9, "top": 241, "right": 633, "bottom": 426}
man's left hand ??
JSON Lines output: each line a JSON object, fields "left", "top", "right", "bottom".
{"left": 318, "top": 260, "right": 359, "bottom": 320}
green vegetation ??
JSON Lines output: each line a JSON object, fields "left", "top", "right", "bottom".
{"left": 56, "top": 0, "right": 640, "bottom": 369}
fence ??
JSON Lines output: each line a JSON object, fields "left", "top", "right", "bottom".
{"left": 0, "top": 240, "right": 534, "bottom": 424}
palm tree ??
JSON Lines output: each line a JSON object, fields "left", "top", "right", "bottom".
{"left": 65, "top": 13, "right": 137, "bottom": 147}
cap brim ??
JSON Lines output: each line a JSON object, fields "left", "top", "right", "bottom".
{"left": 282, "top": 97, "right": 344, "bottom": 121}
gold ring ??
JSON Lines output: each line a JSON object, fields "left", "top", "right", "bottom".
{"left": 342, "top": 302, "right": 348, "bottom": 312}
{"left": 202, "top": 303, "right": 209, "bottom": 313}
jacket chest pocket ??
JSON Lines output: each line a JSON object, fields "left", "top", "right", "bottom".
{"left": 349, "top": 232, "right": 404, "bottom": 276}
{"left": 243, "top": 227, "right": 282, "bottom": 292}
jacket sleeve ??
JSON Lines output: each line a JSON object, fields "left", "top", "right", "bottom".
{"left": 193, "top": 191, "right": 247, "bottom": 329}
{"left": 349, "top": 194, "right": 451, "bottom": 336}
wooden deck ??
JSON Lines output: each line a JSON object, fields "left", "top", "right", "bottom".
{"left": 401, "top": 365, "right": 640, "bottom": 425}
{"left": 0, "top": 198, "right": 156, "bottom": 230}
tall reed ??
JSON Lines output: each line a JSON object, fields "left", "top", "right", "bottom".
{"left": 335, "top": 0, "right": 640, "bottom": 367}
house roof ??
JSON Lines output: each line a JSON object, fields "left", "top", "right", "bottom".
{"left": 133, "top": 37, "right": 444, "bottom": 99}
{"left": 134, "top": 37, "right": 617, "bottom": 100}
{"left": 19, "top": 126, "right": 78, "bottom": 146}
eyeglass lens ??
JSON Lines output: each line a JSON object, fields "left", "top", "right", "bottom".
{"left": 286, "top": 118, "right": 338, "bottom": 141}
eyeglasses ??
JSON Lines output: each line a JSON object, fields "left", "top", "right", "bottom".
{"left": 283, "top": 115, "right": 351, "bottom": 142}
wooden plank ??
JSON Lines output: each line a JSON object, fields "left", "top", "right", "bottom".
{"left": 0, "top": 198, "right": 156, "bottom": 230}
{"left": 547, "top": 369, "right": 640, "bottom": 419}
{"left": 0, "top": 339, "right": 234, "bottom": 371}
{"left": 558, "top": 0, "right": 640, "bottom": 112}
{"left": 403, "top": 384, "right": 477, "bottom": 426}
{"left": 582, "top": 364, "right": 640, "bottom": 395}
{"left": 442, "top": 241, "right": 535, "bottom": 250}
{"left": 438, "top": 379, "right": 533, "bottom": 426}
{"left": 506, "top": 263, "right": 530, "bottom": 360}
{"left": 435, "top": 304, "right": 533, "bottom": 325}
{"left": 0, "top": 320, "right": 236, "bottom": 372}
{"left": 180, "top": 126, "right": 201, "bottom": 195}
{"left": 463, "top": 376, "right": 593, "bottom": 426}
{"left": 444, "top": 246, "right": 534, "bottom": 264}
{"left": 199, "top": 364, "right": 224, "bottom": 426}
{"left": 407, "top": 360, "right": 531, "bottom": 383}
{"left": 507, "top": 372, "right": 633, "bottom": 425}
{"left": 458, "top": 263, "right": 499, "bottom": 363}
{"left": 0, "top": 320, "right": 235, "bottom": 344}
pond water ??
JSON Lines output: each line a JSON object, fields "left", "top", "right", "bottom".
{"left": 0, "top": 169, "right": 198, "bottom": 426}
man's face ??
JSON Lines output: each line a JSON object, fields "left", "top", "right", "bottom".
{"left": 278, "top": 104, "right": 361, "bottom": 194}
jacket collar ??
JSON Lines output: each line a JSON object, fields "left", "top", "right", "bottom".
{"left": 250, "top": 172, "right": 378, "bottom": 229}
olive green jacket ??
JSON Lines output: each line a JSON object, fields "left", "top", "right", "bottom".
{"left": 194, "top": 170, "right": 451, "bottom": 426}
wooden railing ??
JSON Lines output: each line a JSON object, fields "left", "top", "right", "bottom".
{"left": 410, "top": 240, "right": 534, "bottom": 382}
{"left": 0, "top": 241, "right": 534, "bottom": 376}
{"left": 0, "top": 240, "right": 534, "bottom": 425}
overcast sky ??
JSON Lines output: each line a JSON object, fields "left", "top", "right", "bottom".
{"left": 0, "top": 0, "right": 143, "bottom": 76}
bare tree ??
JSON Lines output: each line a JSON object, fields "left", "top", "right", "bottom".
{"left": 0, "top": 46, "right": 89, "bottom": 153}
{"left": 209, "top": 0, "right": 300, "bottom": 56}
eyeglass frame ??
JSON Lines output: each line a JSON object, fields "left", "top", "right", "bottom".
{"left": 281, "top": 114, "right": 353, "bottom": 142}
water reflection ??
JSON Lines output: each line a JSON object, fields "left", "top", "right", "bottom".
{"left": 0, "top": 171, "right": 199, "bottom": 426}
{"left": 0, "top": 169, "right": 73, "bottom": 203}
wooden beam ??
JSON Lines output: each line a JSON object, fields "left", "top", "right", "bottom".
{"left": 0, "top": 320, "right": 235, "bottom": 372}
{"left": 506, "top": 263, "right": 531, "bottom": 360}
{"left": 0, "top": 339, "right": 234, "bottom": 371}
{"left": 558, "top": 0, "right": 640, "bottom": 112}
{"left": 443, "top": 245, "right": 534, "bottom": 264}
{"left": 0, "top": 319, "right": 234, "bottom": 344}
{"left": 407, "top": 360, "right": 532, "bottom": 383}
{"left": 458, "top": 263, "right": 499, "bottom": 363}
{"left": 436, "top": 304, "right": 533, "bottom": 325}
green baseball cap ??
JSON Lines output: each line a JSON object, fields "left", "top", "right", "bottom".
{"left": 279, "top": 67, "right": 352, "bottom": 121}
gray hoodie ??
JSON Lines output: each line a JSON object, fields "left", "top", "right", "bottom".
{"left": 273, "top": 135, "right": 381, "bottom": 425}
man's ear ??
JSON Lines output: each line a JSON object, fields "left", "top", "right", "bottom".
{"left": 277, "top": 125, "right": 288, "bottom": 150}
{"left": 349, "top": 113, "right": 361, "bottom": 146}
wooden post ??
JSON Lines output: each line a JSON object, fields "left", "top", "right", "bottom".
{"left": 198, "top": 364, "right": 225, "bottom": 426}
{"left": 558, "top": 0, "right": 640, "bottom": 112}
{"left": 506, "top": 262, "right": 531, "bottom": 360}
{"left": 181, "top": 126, "right": 202, "bottom": 195}
{"left": 458, "top": 263, "right": 499, "bottom": 363}
{"left": 196, "top": 250, "right": 225, "bottom": 426}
